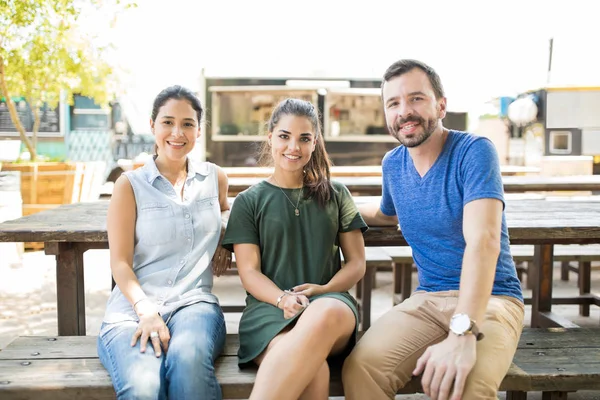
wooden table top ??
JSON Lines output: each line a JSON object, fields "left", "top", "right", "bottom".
{"left": 1, "top": 198, "right": 600, "bottom": 245}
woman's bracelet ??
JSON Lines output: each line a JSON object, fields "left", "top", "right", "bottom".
{"left": 275, "top": 292, "right": 289, "bottom": 309}
{"left": 133, "top": 298, "right": 148, "bottom": 310}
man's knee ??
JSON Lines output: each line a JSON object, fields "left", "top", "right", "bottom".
{"left": 342, "top": 341, "right": 382, "bottom": 384}
{"left": 460, "top": 368, "right": 502, "bottom": 400}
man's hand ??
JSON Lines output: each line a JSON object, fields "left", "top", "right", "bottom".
{"left": 291, "top": 283, "right": 324, "bottom": 298}
{"left": 413, "top": 334, "right": 477, "bottom": 400}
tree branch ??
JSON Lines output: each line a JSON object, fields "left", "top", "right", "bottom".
{"left": 0, "top": 52, "right": 35, "bottom": 160}
{"left": 29, "top": 96, "right": 41, "bottom": 152}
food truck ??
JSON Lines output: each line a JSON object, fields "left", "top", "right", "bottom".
{"left": 199, "top": 69, "right": 468, "bottom": 167}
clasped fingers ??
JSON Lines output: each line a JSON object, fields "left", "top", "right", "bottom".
{"left": 282, "top": 295, "right": 307, "bottom": 319}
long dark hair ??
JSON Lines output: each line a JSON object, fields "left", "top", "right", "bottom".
{"left": 151, "top": 85, "right": 204, "bottom": 154}
{"left": 259, "top": 98, "right": 333, "bottom": 207}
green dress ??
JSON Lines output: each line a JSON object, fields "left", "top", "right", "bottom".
{"left": 222, "top": 180, "right": 367, "bottom": 366}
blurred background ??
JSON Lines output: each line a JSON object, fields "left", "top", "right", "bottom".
{"left": 2, "top": 0, "right": 600, "bottom": 179}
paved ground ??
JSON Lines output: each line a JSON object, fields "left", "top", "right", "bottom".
{"left": 1, "top": 249, "right": 599, "bottom": 399}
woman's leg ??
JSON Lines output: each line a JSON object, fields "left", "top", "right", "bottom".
{"left": 255, "top": 327, "right": 331, "bottom": 400}
{"left": 164, "top": 302, "right": 226, "bottom": 400}
{"left": 97, "top": 321, "right": 166, "bottom": 400}
{"left": 250, "top": 297, "right": 356, "bottom": 400}
{"left": 298, "top": 361, "right": 329, "bottom": 400}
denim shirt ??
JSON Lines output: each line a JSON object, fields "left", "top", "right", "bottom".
{"left": 102, "top": 157, "right": 221, "bottom": 324}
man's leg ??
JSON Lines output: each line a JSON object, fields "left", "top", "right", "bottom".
{"left": 461, "top": 296, "right": 524, "bottom": 399}
{"left": 342, "top": 292, "right": 449, "bottom": 400}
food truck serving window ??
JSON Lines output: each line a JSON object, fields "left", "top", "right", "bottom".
{"left": 209, "top": 86, "right": 317, "bottom": 140}
{"left": 324, "top": 88, "right": 389, "bottom": 140}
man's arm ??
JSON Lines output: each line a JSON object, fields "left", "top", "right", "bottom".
{"left": 357, "top": 202, "right": 398, "bottom": 226}
{"left": 455, "top": 197, "right": 503, "bottom": 323}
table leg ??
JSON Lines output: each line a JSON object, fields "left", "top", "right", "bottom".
{"left": 50, "top": 242, "right": 86, "bottom": 336}
{"left": 579, "top": 261, "right": 591, "bottom": 317}
{"left": 360, "top": 267, "right": 374, "bottom": 330}
{"left": 401, "top": 263, "right": 412, "bottom": 303}
{"left": 531, "top": 244, "right": 554, "bottom": 328}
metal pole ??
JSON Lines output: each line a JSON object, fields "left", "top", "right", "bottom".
{"left": 547, "top": 38, "right": 554, "bottom": 84}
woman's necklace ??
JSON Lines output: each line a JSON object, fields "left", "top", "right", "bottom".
{"left": 271, "top": 176, "right": 303, "bottom": 217}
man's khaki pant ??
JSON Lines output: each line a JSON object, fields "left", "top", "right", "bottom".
{"left": 342, "top": 291, "right": 524, "bottom": 400}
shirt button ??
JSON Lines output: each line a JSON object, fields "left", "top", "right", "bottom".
{"left": 167, "top": 280, "right": 173, "bottom": 285}
{"left": 185, "top": 214, "right": 190, "bottom": 219}
{"left": 187, "top": 238, "right": 191, "bottom": 242}
{"left": 180, "top": 260, "right": 185, "bottom": 264}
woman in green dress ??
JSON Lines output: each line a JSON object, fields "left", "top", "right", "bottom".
{"left": 222, "top": 98, "right": 367, "bottom": 400}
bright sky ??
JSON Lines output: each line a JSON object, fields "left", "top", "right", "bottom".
{"left": 93, "top": 0, "right": 599, "bottom": 131}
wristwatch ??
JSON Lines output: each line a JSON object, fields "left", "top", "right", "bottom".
{"left": 449, "top": 313, "right": 484, "bottom": 341}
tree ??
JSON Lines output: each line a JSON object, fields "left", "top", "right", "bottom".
{"left": 0, "top": 0, "right": 130, "bottom": 161}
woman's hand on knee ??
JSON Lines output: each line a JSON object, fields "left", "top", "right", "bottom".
{"left": 131, "top": 313, "right": 171, "bottom": 357}
{"left": 280, "top": 294, "right": 309, "bottom": 319}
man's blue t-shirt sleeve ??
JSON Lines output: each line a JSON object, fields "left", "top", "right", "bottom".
{"left": 461, "top": 137, "right": 505, "bottom": 208}
{"left": 380, "top": 151, "right": 397, "bottom": 216}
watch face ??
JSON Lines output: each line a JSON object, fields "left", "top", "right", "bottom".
{"left": 451, "top": 314, "right": 471, "bottom": 334}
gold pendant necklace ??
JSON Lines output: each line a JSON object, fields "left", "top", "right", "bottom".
{"left": 272, "top": 176, "right": 303, "bottom": 217}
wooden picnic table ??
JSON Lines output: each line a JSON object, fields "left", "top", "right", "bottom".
{"left": 502, "top": 175, "right": 600, "bottom": 192}
{"left": 228, "top": 175, "right": 600, "bottom": 197}
{"left": 0, "top": 198, "right": 599, "bottom": 335}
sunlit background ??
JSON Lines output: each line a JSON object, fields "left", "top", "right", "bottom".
{"left": 83, "top": 0, "right": 600, "bottom": 130}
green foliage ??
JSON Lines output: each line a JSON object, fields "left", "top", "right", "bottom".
{"left": 0, "top": 0, "right": 133, "bottom": 159}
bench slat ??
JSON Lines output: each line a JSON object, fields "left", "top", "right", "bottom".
{"left": 512, "top": 349, "right": 600, "bottom": 392}
{"left": 3, "top": 329, "right": 600, "bottom": 361}
{"left": 2, "top": 329, "right": 600, "bottom": 398}
{"left": 0, "top": 358, "right": 114, "bottom": 400}
{"left": 0, "top": 335, "right": 241, "bottom": 360}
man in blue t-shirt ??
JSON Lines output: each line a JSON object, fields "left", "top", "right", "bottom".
{"left": 343, "top": 59, "right": 524, "bottom": 400}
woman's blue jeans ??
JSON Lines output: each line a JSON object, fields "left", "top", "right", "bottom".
{"left": 97, "top": 301, "right": 226, "bottom": 400}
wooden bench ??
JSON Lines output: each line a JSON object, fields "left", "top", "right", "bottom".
{"left": 1, "top": 328, "right": 599, "bottom": 399}
{"left": 384, "top": 245, "right": 600, "bottom": 316}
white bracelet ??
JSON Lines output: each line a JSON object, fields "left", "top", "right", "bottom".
{"left": 133, "top": 298, "right": 148, "bottom": 310}
{"left": 275, "top": 292, "right": 289, "bottom": 309}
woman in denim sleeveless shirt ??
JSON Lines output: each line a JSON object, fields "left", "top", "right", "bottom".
{"left": 97, "top": 86, "right": 230, "bottom": 400}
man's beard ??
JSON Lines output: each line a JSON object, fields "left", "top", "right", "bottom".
{"left": 389, "top": 115, "right": 439, "bottom": 148}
